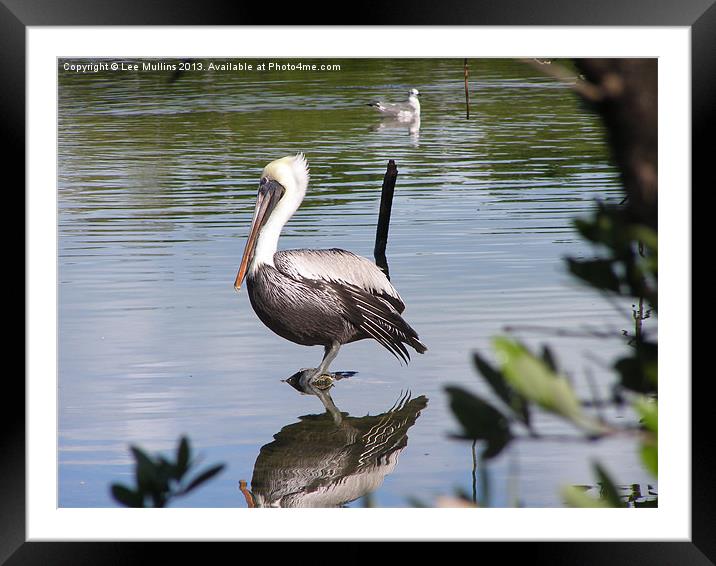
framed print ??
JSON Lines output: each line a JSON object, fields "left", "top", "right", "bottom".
{"left": 10, "top": 0, "right": 707, "bottom": 562}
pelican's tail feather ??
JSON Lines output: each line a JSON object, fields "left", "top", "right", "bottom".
{"left": 340, "top": 284, "right": 427, "bottom": 365}
{"left": 410, "top": 337, "right": 428, "bottom": 355}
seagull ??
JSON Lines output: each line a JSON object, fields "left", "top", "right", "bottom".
{"left": 234, "top": 154, "right": 427, "bottom": 383}
{"left": 367, "top": 88, "right": 421, "bottom": 121}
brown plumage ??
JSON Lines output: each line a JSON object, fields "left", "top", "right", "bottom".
{"left": 235, "top": 155, "right": 426, "bottom": 381}
{"left": 247, "top": 249, "right": 426, "bottom": 364}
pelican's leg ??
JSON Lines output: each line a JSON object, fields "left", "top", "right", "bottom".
{"left": 311, "top": 385, "right": 343, "bottom": 425}
{"left": 311, "top": 341, "right": 341, "bottom": 382}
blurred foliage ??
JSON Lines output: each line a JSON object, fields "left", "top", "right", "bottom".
{"left": 634, "top": 396, "right": 658, "bottom": 477}
{"left": 569, "top": 201, "right": 658, "bottom": 397}
{"left": 446, "top": 386, "right": 512, "bottom": 460}
{"left": 494, "top": 338, "right": 610, "bottom": 435}
{"left": 564, "top": 464, "right": 658, "bottom": 508}
{"left": 562, "top": 462, "right": 626, "bottom": 508}
{"left": 110, "top": 436, "right": 225, "bottom": 508}
{"left": 568, "top": 202, "right": 657, "bottom": 308}
{"left": 445, "top": 58, "right": 659, "bottom": 509}
{"left": 446, "top": 170, "right": 658, "bottom": 509}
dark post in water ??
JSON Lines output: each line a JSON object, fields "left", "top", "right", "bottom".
{"left": 464, "top": 58, "right": 471, "bottom": 119}
{"left": 374, "top": 160, "right": 399, "bottom": 280}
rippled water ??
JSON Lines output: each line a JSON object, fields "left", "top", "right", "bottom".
{"left": 58, "top": 58, "right": 653, "bottom": 508}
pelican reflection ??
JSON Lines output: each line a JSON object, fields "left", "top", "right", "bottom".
{"left": 240, "top": 377, "right": 428, "bottom": 508}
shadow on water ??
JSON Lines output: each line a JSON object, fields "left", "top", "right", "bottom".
{"left": 239, "top": 375, "right": 428, "bottom": 508}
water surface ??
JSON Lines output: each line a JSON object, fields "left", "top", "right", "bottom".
{"left": 58, "top": 58, "right": 653, "bottom": 508}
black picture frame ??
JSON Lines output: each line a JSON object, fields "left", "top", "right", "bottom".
{"left": 9, "top": 0, "right": 705, "bottom": 562}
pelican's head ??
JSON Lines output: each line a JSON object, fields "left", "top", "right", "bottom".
{"left": 261, "top": 153, "right": 310, "bottom": 199}
{"left": 409, "top": 88, "right": 419, "bottom": 97}
{"left": 234, "top": 154, "right": 310, "bottom": 290}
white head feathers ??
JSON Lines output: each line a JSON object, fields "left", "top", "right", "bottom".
{"left": 262, "top": 153, "right": 310, "bottom": 195}
{"left": 250, "top": 153, "right": 310, "bottom": 270}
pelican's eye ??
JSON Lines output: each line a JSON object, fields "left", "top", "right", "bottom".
{"left": 258, "top": 177, "right": 286, "bottom": 200}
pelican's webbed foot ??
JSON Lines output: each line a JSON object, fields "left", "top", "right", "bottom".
{"left": 285, "top": 368, "right": 355, "bottom": 392}
{"left": 285, "top": 368, "right": 333, "bottom": 391}
{"left": 309, "top": 372, "right": 335, "bottom": 390}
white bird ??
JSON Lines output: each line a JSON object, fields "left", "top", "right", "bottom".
{"left": 234, "top": 154, "right": 426, "bottom": 384}
{"left": 367, "top": 88, "right": 421, "bottom": 121}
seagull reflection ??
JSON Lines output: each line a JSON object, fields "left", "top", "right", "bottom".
{"left": 239, "top": 377, "right": 428, "bottom": 508}
{"left": 371, "top": 116, "right": 421, "bottom": 146}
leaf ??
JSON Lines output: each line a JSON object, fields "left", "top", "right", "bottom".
{"left": 131, "top": 446, "right": 160, "bottom": 493}
{"left": 114, "top": 437, "right": 226, "bottom": 507}
{"left": 567, "top": 258, "right": 621, "bottom": 293}
{"left": 561, "top": 485, "right": 611, "bottom": 508}
{"left": 634, "top": 397, "right": 658, "bottom": 476}
{"left": 541, "top": 345, "right": 558, "bottom": 373}
{"left": 561, "top": 463, "right": 624, "bottom": 508}
{"left": 111, "top": 484, "right": 144, "bottom": 508}
{"left": 614, "top": 341, "right": 658, "bottom": 394}
{"left": 630, "top": 226, "right": 658, "bottom": 253}
{"left": 634, "top": 396, "right": 658, "bottom": 433}
{"left": 492, "top": 337, "right": 607, "bottom": 435}
{"left": 155, "top": 457, "right": 177, "bottom": 488}
{"left": 182, "top": 464, "right": 226, "bottom": 494}
{"left": 445, "top": 386, "right": 512, "bottom": 460}
{"left": 473, "top": 352, "right": 511, "bottom": 406}
{"left": 593, "top": 462, "right": 624, "bottom": 507}
{"left": 176, "top": 436, "right": 190, "bottom": 478}
{"left": 473, "top": 352, "right": 531, "bottom": 428}
{"left": 640, "top": 442, "right": 658, "bottom": 477}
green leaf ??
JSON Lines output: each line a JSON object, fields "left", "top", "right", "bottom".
{"left": 561, "top": 485, "right": 611, "bottom": 508}
{"left": 473, "top": 352, "right": 531, "bottom": 428}
{"left": 594, "top": 462, "right": 624, "bottom": 507}
{"left": 640, "top": 442, "right": 658, "bottom": 477}
{"left": 111, "top": 484, "right": 144, "bottom": 508}
{"left": 182, "top": 464, "right": 226, "bottom": 494}
{"left": 634, "top": 396, "right": 658, "bottom": 433}
{"left": 634, "top": 397, "right": 657, "bottom": 476}
{"left": 492, "top": 337, "right": 607, "bottom": 435}
{"left": 445, "top": 386, "right": 512, "bottom": 460}
{"left": 561, "top": 463, "right": 624, "bottom": 508}
{"left": 630, "top": 226, "right": 658, "bottom": 253}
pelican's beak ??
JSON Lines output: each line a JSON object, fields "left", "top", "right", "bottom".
{"left": 234, "top": 179, "right": 285, "bottom": 290}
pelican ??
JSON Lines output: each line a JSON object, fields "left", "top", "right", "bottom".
{"left": 234, "top": 154, "right": 427, "bottom": 383}
{"left": 367, "top": 88, "right": 421, "bottom": 121}
{"left": 241, "top": 390, "right": 428, "bottom": 508}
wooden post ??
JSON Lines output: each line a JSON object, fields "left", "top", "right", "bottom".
{"left": 464, "top": 58, "right": 470, "bottom": 119}
{"left": 374, "top": 160, "right": 398, "bottom": 280}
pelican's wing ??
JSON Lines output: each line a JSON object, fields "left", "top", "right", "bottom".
{"left": 274, "top": 249, "right": 405, "bottom": 312}
{"left": 274, "top": 249, "right": 426, "bottom": 363}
